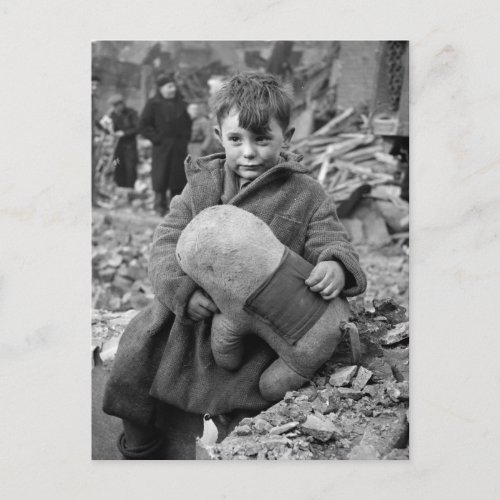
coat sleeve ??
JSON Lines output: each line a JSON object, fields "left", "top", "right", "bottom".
{"left": 303, "top": 196, "right": 367, "bottom": 297}
{"left": 139, "top": 100, "right": 161, "bottom": 145}
{"left": 148, "top": 185, "right": 199, "bottom": 321}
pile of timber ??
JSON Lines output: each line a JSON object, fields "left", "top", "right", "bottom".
{"left": 291, "top": 108, "right": 396, "bottom": 202}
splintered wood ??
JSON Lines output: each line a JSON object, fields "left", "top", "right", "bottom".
{"left": 291, "top": 108, "right": 398, "bottom": 203}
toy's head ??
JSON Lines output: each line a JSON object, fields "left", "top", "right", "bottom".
{"left": 176, "top": 206, "right": 284, "bottom": 307}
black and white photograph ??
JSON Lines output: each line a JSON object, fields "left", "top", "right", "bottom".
{"left": 91, "top": 40, "right": 410, "bottom": 460}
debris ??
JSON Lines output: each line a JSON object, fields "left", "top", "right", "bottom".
{"left": 329, "top": 365, "right": 358, "bottom": 387}
{"left": 380, "top": 322, "right": 409, "bottom": 346}
{"left": 337, "top": 388, "right": 364, "bottom": 400}
{"left": 352, "top": 366, "right": 373, "bottom": 391}
{"left": 385, "top": 381, "right": 409, "bottom": 402}
{"left": 235, "top": 425, "right": 252, "bottom": 436}
{"left": 254, "top": 419, "right": 272, "bottom": 434}
{"left": 364, "top": 357, "right": 395, "bottom": 383}
{"left": 244, "top": 443, "right": 263, "bottom": 456}
{"left": 359, "top": 411, "right": 409, "bottom": 457}
{"left": 300, "top": 414, "right": 341, "bottom": 442}
{"left": 373, "top": 298, "right": 407, "bottom": 324}
{"left": 270, "top": 422, "right": 300, "bottom": 435}
{"left": 362, "top": 385, "right": 379, "bottom": 398}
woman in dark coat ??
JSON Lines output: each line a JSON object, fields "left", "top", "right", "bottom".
{"left": 107, "top": 95, "right": 140, "bottom": 189}
{"left": 139, "top": 74, "right": 192, "bottom": 216}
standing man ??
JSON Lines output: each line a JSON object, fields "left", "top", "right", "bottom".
{"left": 139, "top": 74, "right": 192, "bottom": 216}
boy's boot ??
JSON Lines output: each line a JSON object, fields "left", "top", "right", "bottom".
{"left": 118, "top": 420, "right": 165, "bottom": 460}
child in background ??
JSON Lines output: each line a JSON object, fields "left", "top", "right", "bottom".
{"left": 187, "top": 102, "right": 216, "bottom": 161}
{"left": 103, "top": 72, "right": 367, "bottom": 459}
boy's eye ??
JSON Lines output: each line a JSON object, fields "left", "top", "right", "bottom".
{"left": 256, "top": 136, "right": 271, "bottom": 143}
{"left": 228, "top": 136, "right": 241, "bottom": 143}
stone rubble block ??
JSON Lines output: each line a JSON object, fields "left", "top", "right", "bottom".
{"left": 362, "top": 384, "right": 379, "bottom": 398}
{"left": 337, "top": 387, "right": 364, "bottom": 400}
{"left": 254, "top": 418, "right": 273, "bottom": 434}
{"left": 329, "top": 365, "right": 358, "bottom": 387}
{"left": 359, "top": 410, "right": 409, "bottom": 457}
{"left": 380, "top": 321, "right": 409, "bottom": 346}
{"left": 235, "top": 424, "right": 252, "bottom": 436}
{"left": 352, "top": 366, "right": 373, "bottom": 391}
{"left": 300, "top": 414, "right": 342, "bottom": 442}
{"left": 385, "top": 381, "right": 409, "bottom": 402}
{"left": 310, "top": 387, "right": 340, "bottom": 414}
{"left": 244, "top": 442, "right": 263, "bottom": 456}
{"left": 364, "top": 357, "right": 395, "bottom": 383}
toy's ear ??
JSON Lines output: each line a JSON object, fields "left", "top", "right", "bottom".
{"left": 283, "top": 127, "right": 295, "bottom": 147}
{"left": 214, "top": 126, "right": 223, "bottom": 145}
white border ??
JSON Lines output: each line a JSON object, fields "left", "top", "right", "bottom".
{"left": 1, "top": 1, "right": 500, "bottom": 498}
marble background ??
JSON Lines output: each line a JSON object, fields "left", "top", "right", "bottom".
{"left": 1, "top": 0, "right": 499, "bottom": 498}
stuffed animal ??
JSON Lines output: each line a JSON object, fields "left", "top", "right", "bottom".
{"left": 176, "top": 205, "right": 351, "bottom": 402}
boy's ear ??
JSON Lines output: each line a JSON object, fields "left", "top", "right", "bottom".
{"left": 214, "top": 126, "right": 223, "bottom": 145}
{"left": 283, "top": 127, "right": 295, "bottom": 146}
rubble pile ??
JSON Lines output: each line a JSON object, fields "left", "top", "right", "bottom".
{"left": 291, "top": 108, "right": 401, "bottom": 201}
{"left": 91, "top": 298, "right": 410, "bottom": 461}
{"left": 291, "top": 108, "right": 409, "bottom": 251}
{"left": 92, "top": 210, "right": 158, "bottom": 312}
{"left": 199, "top": 298, "right": 409, "bottom": 460}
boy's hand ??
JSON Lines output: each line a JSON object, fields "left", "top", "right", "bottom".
{"left": 305, "top": 261, "right": 346, "bottom": 300}
{"left": 187, "top": 289, "right": 220, "bottom": 322}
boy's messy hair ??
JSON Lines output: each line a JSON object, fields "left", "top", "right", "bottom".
{"left": 211, "top": 72, "right": 294, "bottom": 134}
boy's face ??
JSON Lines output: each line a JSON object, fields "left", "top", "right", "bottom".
{"left": 216, "top": 108, "right": 294, "bottom": 181}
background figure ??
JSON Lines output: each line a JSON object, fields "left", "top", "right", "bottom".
{"left": 187, "top": 103, "right": 215, "bottom": 161}
{"left": 139, "top": 73, "right": 192, "bottom": 216}
{"left": 101, "top": 94, "right": 140, "bottom": 188}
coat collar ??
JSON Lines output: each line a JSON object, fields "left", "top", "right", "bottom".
{"left": 184, "top": 151, "right": 307, "bottom": 214}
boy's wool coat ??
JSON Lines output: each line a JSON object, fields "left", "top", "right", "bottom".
{"left": 103, "top": 152, "right": 367, "bottom": 427}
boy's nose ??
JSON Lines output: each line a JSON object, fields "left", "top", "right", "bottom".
{"left": 242, "top": 142, "right": 256, "bottom": 159}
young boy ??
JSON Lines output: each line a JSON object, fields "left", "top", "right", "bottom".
{"left": 103, "top": 72, "right": 367, "bottom": 459}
